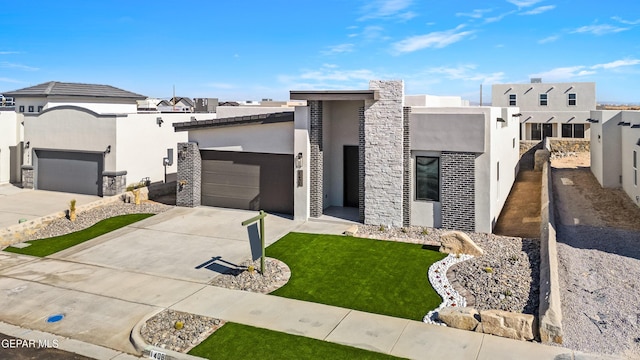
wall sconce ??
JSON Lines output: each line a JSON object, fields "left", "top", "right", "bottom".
{"left": 497, "top": 118, "right": 506, "bottom": 123}
{"left": 598, "top": 134, "right": 601, "bottom": 143}
{"left": 156, "top": 117, "right": 164, "bottom": 127}
{"left": 105, "top": 145, "right": 111, "bottom": 154}
{"left": 295, "top": 152, "right": 303, "bottom": 168}
{"left": 179, "top": 145, "right": 188, "bottom": 160}
{"left": 25, "top": 141, "right": 30, "bottom": 148}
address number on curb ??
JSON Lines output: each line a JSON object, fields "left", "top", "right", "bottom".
{"left": 148, "top": 349, "right": 167, "bottom": 360}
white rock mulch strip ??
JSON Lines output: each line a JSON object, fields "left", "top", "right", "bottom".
{"left": 423, "top": 254, "right": 473, "bottom": 325}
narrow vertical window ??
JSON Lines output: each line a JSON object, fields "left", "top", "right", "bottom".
{"left": 539, "top": 93, "right": 548, "bottom": 106}
{"left": 568, "top": 93, "right": 577, "bottom": 106}
{"left": 634, "top": 150, "right": 637, "bottom": 187}
{"left": 416, "top": 156, "right": 439, "bottom": 202}
{"left": 573, "top": 124, "right": 585, "bottom": 138}
{"left": 509, "top": 94, "right": 517, "bottom": 106}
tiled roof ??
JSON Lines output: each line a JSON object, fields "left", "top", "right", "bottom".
{"left": 173, "top": 111, "right": 294, "bottom": 132}
{"left": 3, "top": 81, "right": 146, "bottom": 99}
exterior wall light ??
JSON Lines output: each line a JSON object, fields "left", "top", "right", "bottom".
{"left": 105, "top": 145, "right": 111, "bottom": 154}
{"left": 25, "top": 141, "right": 30, "bottom": 148}
{"left": 295, "top": 152, "right": 303, "bottom": 168}
{"left": 157, "top": 117, "right": 164, "bottom": 127}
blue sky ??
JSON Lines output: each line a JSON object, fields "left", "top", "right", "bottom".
{"left": 2, "top": 0, "right": 640, "bottom": 103}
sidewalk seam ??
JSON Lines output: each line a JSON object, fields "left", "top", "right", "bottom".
{"left": 323, "top": 309, "right": 352, "bottom": 341}
{"left": 475, "top": 334, "right": 485, "bottom": 360}
{"left": 388, "top": 320, "right": 410, "bottom": 356}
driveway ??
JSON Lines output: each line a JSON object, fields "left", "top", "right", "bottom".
{"left": 0, "top": 206, "right": 352, "bottom": 354}
{"left": 0, "top": 184, "right": 100, "bottom": 229}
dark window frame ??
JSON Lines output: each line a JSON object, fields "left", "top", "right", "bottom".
{"left": 539, "top": 93, "right": 548, "bottom": 106}
{"left": 18, "top": 105, "right": 24, "bottom": 112}
{"left": 568, "top": 93, "right": 577, "bottom": 106}
{"left": 508, "top": 94, "right": 517, "bottom": 106}
{"left": 415, "top": 156, "right": 440, "bottom": 202}
{"left": 28, "top": 105, "right": 34, "bottom": 113}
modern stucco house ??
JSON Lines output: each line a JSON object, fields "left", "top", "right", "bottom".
{"left": 0, "top": 105, "right": 21, "bottom": 185}
{"left": 173, "top": 80, "right": 519, "bottom": 233}
{"left": 590, "top": 110, "right": 640, "bottom": 207}
{"left": 3, "top": 81, "right": 211, "bottom": 196}
{"left": 492, "top": 79, "right": 596, "bottom": 141}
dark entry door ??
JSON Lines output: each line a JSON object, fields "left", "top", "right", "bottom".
{"left": 343, "top": 146, "right": 358, "bottom": 208}
{"left": 542, "top": 124, "right": 553, "bottom": 139}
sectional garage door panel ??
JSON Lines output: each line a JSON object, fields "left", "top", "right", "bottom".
{"left": 200, "top": 151, "right": 293, "bottom": 214}
{"left": 36, "top": 150, "right": 103, "bottom": 196}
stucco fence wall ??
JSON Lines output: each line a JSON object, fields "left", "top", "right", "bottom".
{"left": 547, "top": 138, "right": 590, "bottom": 153}
{"left": 537, "top": 149, "right": 564, "bottom": 344}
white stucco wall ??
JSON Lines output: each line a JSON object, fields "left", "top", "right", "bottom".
{"left": 405, "top": 95, "right": 469, "bottom": 107}
{"left": 215, "top": 106, "right": 294, "bottom": 119}
{"left": 15, "top": 96, "right": 138, "bottom": 115}
{"left": 620, "top": 113, "right": 640, "bottom": 207}
{"left": 590, "top": 111, "right": 622, "bottom": 188}
{"left": 0, "top": 110, "right": 19, "bottom": 184}
{"left": 188, "top": 122, "right": 294, "bottom": 155}
{"left": 293, "top": 106, "right": 311, "bottom": 221}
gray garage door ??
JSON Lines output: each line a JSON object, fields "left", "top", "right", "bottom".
{"left": 36, "top": 150, "right": 103, "bottom": 196}
{"left": 201, "top": 150, "right": 293, "bottom": 214}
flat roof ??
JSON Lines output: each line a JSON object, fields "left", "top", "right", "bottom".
{"left": 173, "top": 111, "right": 294, "bottom": 132}
{"left": 290, "top": 90, "right": 378, "bottom": 101}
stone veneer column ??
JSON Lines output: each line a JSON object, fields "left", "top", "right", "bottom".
{"left": 176, "top": 142, "right": 201, "bottom": 207}
{"left": 309, "top": 101, "right": 323, "bottom": 218}
{"left": 403, "top": 106, "right": 411, "bottom": 227}
{"left": 441, "top": 152, "right": 476, "bottom": 232}
{"left": 21, "top": 166, "right": 34, "bottom": 189}
{"left": 363, "top": 80, "right": 404, "bottom": 227}
{"left": 358, "top": 106, "right": 365, "bottom": 223}
{"left": 102, "top": 171, "right": 127, "bottom": 196}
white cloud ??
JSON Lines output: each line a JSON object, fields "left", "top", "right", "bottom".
{"left": 277, "top": 65, "right": 385, "bottom": 90}
{"left": 531, "top": 66, "right": 596, "bottom": 80}
{"left": 392, "top": 25, "right": 475, "bottom": 53}
{"left": 456, "top": 9, "right": 492, "bottom": 19}
{"left": 521, "top": 5, "right": 555, "bottom": 15}
{"left": 591, "top": 59, "right": 640, "bottom": 69}
{"left": 571, "top": 24, "right": 630, "bottom": 35}
{"left": 0, "top": 51, "right": 19, "bottom": 55}
{"left": 359, "top": 0, "right": 416, "bottom": 21}
{"left": 611, "top": 16, "right": 640, "bottom": 25}
{"left": 0, "top": 77, "right": 23, "bottom": 84}
{"left": 485, "top": 10, "right": 516, "bottom": 23}
{"left": 322, "top": 43, "right": 355, "bottom": 55}
{"left": 538, "top": 35, "right": 559, "bottom": 44}
{"left": 423, "top": 64, "right": 505, "bottom": 84}
{"left": 0, "top": 62, "right": 38, "bottom": 71}
{"left": 506, "top": 0, "right": 543, "bottom": 8}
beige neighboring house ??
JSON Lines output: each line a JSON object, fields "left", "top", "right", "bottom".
{"left": 590, "top": 110, "right": 640, "bottom": 207}
{"left": 3, "top": 81, "right": 211, "bottom": 196}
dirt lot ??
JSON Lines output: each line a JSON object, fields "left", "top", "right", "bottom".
{"left": 552, "top": 152, "right": 640, "bottom": 359}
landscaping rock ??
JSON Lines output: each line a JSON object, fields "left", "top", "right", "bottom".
{"left": 476, "top": 310, "right": 535, "bottom": 341}
{"left": 439, "top": 231, "right": 484, "bottom": 256}
{"left": 437, "top": 307, "right": 479, "bottom": 331}
{"left": 344, "top": 225, "right": 359, "bottom": 236}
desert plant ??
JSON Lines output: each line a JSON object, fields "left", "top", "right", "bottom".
{"left": 400, "top": 227, "right": 407, "bottom": 233}
{"left": 69, "top": 199, "right": 77, "bottom": 222}
{"left": 503, "top": 289, "right": 512, "bottom": 297}
{"left": 421, "top": 229, "right": 429, "bottom": 236}
{"left": 247, "top": 265, "right": 255, "bottom": 274}
{"left": 174, "top": 321, "right": 184, "bottom": 330}
{"left": 378, "top": 225, "right": 385, "bottom": 232}
{"left": 483, "top": 267, "right": 493, "bottom": 273}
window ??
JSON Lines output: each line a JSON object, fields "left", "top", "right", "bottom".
{"left": 539, "top": 93, "right": 548, "bottom": 106}
{"left": 19, "top": 105, "right": 24, "bottom": 112}
{"left": 634, "top": 150, "right": 637, "bottom": 187}
{"left": 509, "top": 94, "right": 517, "bottom": 106}
{"left": 561, "top": 124, "right": 572, "bottom": 138}
{"left": 574, "top": 124, "right": 585, "bottom": 138}
{"left": 28, "top": 106, "right": 34, "bottom": 113}
{"left": 568, "top": 93, "right": 577, "bottom": 106}
{"left": 37, "top": 106, "right": 43, "bottom": 112}
{"left": 531, "top": 123, "right": 542, "bottom": 140}
{"left": 416, "top": 156, "right": 439, "bottom": 202}
{"left": 561, "top": 123, "right": 585, "bottom": 138}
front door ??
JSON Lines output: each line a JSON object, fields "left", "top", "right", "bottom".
{"left": 343, "top": 146, "right": 359, "bottom": 208}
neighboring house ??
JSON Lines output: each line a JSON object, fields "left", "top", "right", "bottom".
{"left": 0, "top": 108, "right": 21, "bottom": 185}
{"left": 492, "top": 79, "right": 596, "bottom": 141}
{"left": 173, "top": 80, "right": 519, "bottom": 233}
{"left": 157, "top": 97, "right": 194, "bottom": 113}
{"left": 194, "top": 98, "right": 218, "bottom": 113}
{"left": 3, "top": 81, "right": 210, "bottom": 196}
{"left": 590, "top": 110, "right": 640, "bottom": 207}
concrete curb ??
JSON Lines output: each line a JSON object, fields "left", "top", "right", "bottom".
{"left": 538, "top": 159, "right": 564, "bottom": 343}
{"left": 130, "top": 309, "right": 206, "bottom": 360}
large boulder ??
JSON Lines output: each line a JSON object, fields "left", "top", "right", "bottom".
{"left": 476, "top": 310, "right": 535, "bottom": 341}
{"left": 437, "top": 307, "right": 480, "bottom": 331}
{"left": 439, "top": 231, "right": 484, "bottom": 256}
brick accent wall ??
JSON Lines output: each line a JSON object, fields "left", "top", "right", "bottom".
{"left": 363, "top": 80, "right": 404, "bottom": 227}
{"left": 358, "top": 106, "right": 365, "bottom": 223}
{"left": 441, "top": 152, "right": 476, "bottom": 232}
{"left": 102, "top": 171, "right": 127, "bottom": 196}
{"left": 176, "top": 142, "right": 202, "bottom": 207}
{"left": 309, "top": 101, "right": 323, "bottom": 218}
{"left": 403, "top": 107, "right": 411, "bottom": 227}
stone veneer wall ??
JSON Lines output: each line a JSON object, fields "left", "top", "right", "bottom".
{"left": 358, "top": 106, "right": 365, "bottom": 223}
{"left": 21, "top": 166, "right": 33, "bottom": 189}
{"left": 309, "top": 100, "right": 323, "bottom": 218}
{"left": 441, "top": 152, "right": 476, "bottom": 232}
{"left": 403, "top": 107, "right": 411, "bottom": 227}
{"left": 102, "top": 171, "right": 127, "bottom": 196}
{"left": 363, "top": 80, "right": 404, "bottom": 227}
{"left": 176, "top": 142, "right": 201, "bottom": 207}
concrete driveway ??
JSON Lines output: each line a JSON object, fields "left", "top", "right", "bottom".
{"left": 0, "top": 184, "right": 100, "bottom": 229}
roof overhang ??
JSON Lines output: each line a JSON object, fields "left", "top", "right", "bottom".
{"left": 289, "top": 90, "right": 378, "bottom": 101}
{"left": 173, "top": 111, "right": 294, "bottom": 132}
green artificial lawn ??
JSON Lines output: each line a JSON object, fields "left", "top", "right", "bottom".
{"left": 266, "top": 232, "right": 447, "bottom": 321}
{"left": 188, "top": 322, "right": 401, "bottom": 360}
{"left": 4, "top": 213, "right": 154, "bottom": 257}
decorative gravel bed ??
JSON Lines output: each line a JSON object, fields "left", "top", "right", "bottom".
{"left": 141, "top": 309, "right": 224, "bottom": 353}
{"left": 209, "top": 257, "right": 291, "bottom": 293}
{"left": 357, "top": 225, "right": 540, "bottom": 315}
{"left": 19, "top": 201, "right": 172, "bottom": 242}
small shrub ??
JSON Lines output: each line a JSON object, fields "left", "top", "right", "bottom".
{"left": 483, "top": 267, "right": 493, "bottom": 273}
{"left": 247, "top": 265, "right": 255, "bottom": 274}
{"left": 69, "top": 199, "right": 76, "bottom": 212}
{"left": 421, "top": 229, "right": 429, "bottom": 236}
{"left": 503, "top": 289, "right": 512, "bottom": 297}
{"left": 174, "top": 321, "right": 184, "bottom": 330}
{"left": 400, "top": 227, "right": 407, "bottom": 233}
{"left": 378, "top": 225, "right": 385, "bottom": 232}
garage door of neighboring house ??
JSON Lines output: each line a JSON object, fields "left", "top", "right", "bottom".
{"left": 201, "top": 150, "right": 293, "bottom": 215}
{"left": 35, "top": 150, "right": 103, "bottom": 196}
